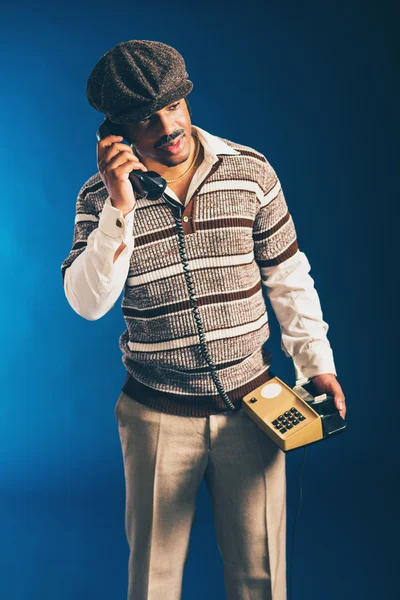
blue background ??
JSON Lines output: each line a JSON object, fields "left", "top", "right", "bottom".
{"left": 1, "top": 0, "right": 398, "bottom": 598}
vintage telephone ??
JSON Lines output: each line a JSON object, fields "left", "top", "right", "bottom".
{"left": 96, "top": 117, "right": 167, "bottom": 200}
{"left": 242, "top": 375, "right": 346, "bottom": 452}
{"left": 96, "top": 116, "right": 347, "bottom": 451}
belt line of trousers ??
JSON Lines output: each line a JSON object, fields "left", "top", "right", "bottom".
{"left": 115, "top": 391, "right": 287, "bottom": 600}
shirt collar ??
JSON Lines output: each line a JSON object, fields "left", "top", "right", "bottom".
{"left": 191, "top": 124, "right": 240, "bottom": 163}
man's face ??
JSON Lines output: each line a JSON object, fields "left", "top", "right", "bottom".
{"left": 120, "top": 98, "right": 192, "bottom": 168}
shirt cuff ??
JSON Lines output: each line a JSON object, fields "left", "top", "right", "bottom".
{"left": 98, "top": 196, "right": 136, "bottom": 245}
{"left": 292, "top": 341, "right": 337, "bottom": 381}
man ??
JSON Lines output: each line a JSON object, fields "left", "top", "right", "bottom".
{"left": 61, "top": 40, "right": 346, "bottom": 600}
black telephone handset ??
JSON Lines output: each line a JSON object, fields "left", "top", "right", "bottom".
{"left": 96, "top": 117, "right": 167, "bottom": 200}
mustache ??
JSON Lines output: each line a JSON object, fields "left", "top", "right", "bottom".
{"left": 155, "top": 128, "right": 185, "bottom": 149}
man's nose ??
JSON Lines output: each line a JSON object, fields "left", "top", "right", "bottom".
{"left": 156, "top": 112, "right": 177, "bottom": 138}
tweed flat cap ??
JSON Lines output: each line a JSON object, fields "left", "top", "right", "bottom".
{"left": 86, "top": 40, "right": 193, "bottom": 124}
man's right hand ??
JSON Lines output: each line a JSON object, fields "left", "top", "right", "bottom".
{"left": 97, "top": 135, "right": 148, "bottom": 214}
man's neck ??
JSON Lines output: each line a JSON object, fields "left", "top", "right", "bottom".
{"left": 166, "top": 136, "right": 204, "bottom": 191}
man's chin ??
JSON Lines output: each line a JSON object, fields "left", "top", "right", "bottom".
{"left": 161, "top": 156, "right": 190, "bottom": 168}
{"left": 156, "top": 148, "right": 191, "bottom": 168}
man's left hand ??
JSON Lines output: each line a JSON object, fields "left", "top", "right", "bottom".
{"left": 311, "top": 373, "right": 346, "bottom": 420}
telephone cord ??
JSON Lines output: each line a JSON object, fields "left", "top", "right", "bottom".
{"left": 167, "top": 197, "right": 240, "bottom": 412}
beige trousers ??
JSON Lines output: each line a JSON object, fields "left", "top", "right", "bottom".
{"left": 115, "top": 391, "right": 287, "bottom": 600}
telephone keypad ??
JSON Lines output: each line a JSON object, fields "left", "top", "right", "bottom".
{"left": 272, "top": 407, "right": 306, "bottom": 434}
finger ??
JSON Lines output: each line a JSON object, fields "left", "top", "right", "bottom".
{"left": 334, "top": 395, "right": 345, "bottom": 409}
{"left": 98, "top": 135, "right": 123, "bottom": 148}
{"left": 334, "top": 395, "right": 346, "bottom": 418}
{"left": 110, "top": 151, "right": 147, "bottom": 172}
{"left": 100, "top": 154, "right": 147, "bottom": 179}
{"left": 100, "top": 149, "right": 147, "bottom": 176}
{"left": 97, "top": 136, "right": 125, "bottom": 162}
{"left": 99, "top": 143, "right": 139, "bottom": 171}
{"left": 99, "top": 141, "right": 133, "bottom": 162}
{"left": 114, "top": 155, "right": 148, "bottom": 175}
{"left": 106, "top": 142, "right": 135, "bottom": 155}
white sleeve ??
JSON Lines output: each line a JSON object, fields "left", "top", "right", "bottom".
{"left": 260, "top": 250, "right": 337, "bottom": 380}
{"left": 63, "top": 198, "right": 136, "bottom": 321}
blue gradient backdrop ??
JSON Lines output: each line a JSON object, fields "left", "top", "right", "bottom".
{"left": 1, "top": 1, "right": 397, "bottom": 598}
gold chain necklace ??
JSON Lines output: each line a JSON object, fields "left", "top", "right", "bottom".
{"left": 165, "top": 135, "right": 200, "bottom": 184}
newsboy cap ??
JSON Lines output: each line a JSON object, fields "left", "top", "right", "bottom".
{"left": 86, "top": 40, "right": 193, "bottom": 124}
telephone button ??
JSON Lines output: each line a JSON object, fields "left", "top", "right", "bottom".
{"left": 286, "top": 423, "right": 293, "bottom": 429}
{"left": 275, "top": 423, "right": 283, "bottom": 430}
{"left": 284, "top": 411, "right": 290, "bottom": 417}
{"left": 292, "top": 419, "right": 299, "bottom": 425}
{"left": 272, "top": 419, "right": 280, "bottom": 426}
{"left": 282, "top": 419, "right": 288, "bottom": 425}
{"left": 298, "top": 415, "right": 305, "bottom": 421}
{"left": 280, "top": 428, "right": 287, "bottom": 434}
{"left": 278, "top": 415, "right": 284, "bottom": 421}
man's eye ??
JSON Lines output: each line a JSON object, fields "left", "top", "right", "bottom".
{"left": 170, "top": 102, "right": 180, "bottom": 110}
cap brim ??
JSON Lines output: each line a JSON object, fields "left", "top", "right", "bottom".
{"left": 110, "top": 80, "right": 194, "bottom": 124}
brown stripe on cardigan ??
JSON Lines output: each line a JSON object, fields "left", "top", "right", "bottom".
{"left": 122, "top": 280, "right": 262, "bottom": 318}
{"left": 256, "top": 239, "right": 299, "bottom": 267}
{"left": 253, "top": 211, "right": 291, "bottom": 240}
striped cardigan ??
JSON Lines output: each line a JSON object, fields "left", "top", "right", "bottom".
{"left": 61, "top": 126, "right": 331, "bottom": 417}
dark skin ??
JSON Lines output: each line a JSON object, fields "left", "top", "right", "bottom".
{"left": 120, "top": 98, "right": 197, "bottom": 178}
